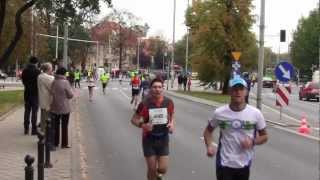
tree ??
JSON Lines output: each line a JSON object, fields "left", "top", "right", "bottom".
{"left": 290, "top": 8, "right": 319, "bottom": 77}
{"left": 0, "top": 0, "right": 112, "bottom": 68}
{"left": 145, "top": 36, "right": 167, "bottom": 69}
{"left": 104, "top": 9, "right": 146, "bottom": 71}
{"left": 174, "top": 35, "right": 192, "bottom": 68}
{"left": 186, "top": 0, "right": 257, "bottom": 94}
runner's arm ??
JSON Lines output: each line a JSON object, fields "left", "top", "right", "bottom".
{"left": 253, "top": 128, "right": 268, "bottom": 145}
{"left": 203, "top": 124, "right": 215, "bottom": 148}
{"left": 131, "top": 113, "right": 144, "bottom": 128}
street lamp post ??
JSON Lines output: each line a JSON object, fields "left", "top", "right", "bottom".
{"left": 171, "top": 0, "right": 176, "bottom": 89}
{"left": 185, "top": 0, "right": 190, "bottom": 74}
{"left": 257, "top": 0, "right": 265, "bottom": 110}
{"left": 63, "top": 22, "right": 69, "bottom": 69}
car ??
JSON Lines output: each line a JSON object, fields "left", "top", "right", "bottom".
{"left": 262, "top": 76, "right": 275, "bottom": 88}
{"left": 0, "top": 70, "right": 8, "bottom": 81}
{"left": 299, "top": 82, "right": 319, "bottom": 101}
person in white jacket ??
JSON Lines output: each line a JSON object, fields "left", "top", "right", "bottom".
{"left": 37, "top": 63, "right": 54, "bottom": 132}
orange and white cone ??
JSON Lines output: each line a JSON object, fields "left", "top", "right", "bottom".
{"left": 298, "top": 115, "right": 311, "bottom": 134}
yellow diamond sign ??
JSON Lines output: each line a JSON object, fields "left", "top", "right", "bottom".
{"left": 232, "top": 51, "right": 242, "bottom": 61}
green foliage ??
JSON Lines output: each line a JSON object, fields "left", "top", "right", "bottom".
{"left": 176, "top": 91, "right": 230, "bottom": 104}
{"left": 35, "top": 0, "right": 112, "bottom": 23}
{"left": 174, "top": 35, "right": 192, "bottom": 68}
{"left": 290, "top": 9, "right": 319, "bottom": 76}
{"left": 186, "top": 0, "right": 257, "bottom": 88}
{"left": 0, "top": 90, "right": 23, "bottom": 115}
{"left": 0, "top": 0, "right": 32, "bottom": 66}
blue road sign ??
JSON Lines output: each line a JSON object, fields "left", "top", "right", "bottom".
{"left": 274, "top": 62, "right": 294, "bottom": 82}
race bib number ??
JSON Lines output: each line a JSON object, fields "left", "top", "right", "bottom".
{"left": 149, "top": 108, "right": 168, "bottom": 125}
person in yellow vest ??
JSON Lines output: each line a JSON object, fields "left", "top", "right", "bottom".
{"left": 74, "top": 69, "right": 81, "bottom": 88}
{"left": 100, "top": 72, "right": 110, "bottom": 94}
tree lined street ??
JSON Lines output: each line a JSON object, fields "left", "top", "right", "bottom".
{"left": 75, "top": 80, "right": 318, "bottom": 180}
{"left": 0, "top": 0, "right": 319, "bottom": 180}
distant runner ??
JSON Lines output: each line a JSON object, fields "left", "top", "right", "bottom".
{"left": 100, "top": 72, "right": 110, "bottom": 94}
{"left": 130, "top": 73, "right": 141, "bottom": 109}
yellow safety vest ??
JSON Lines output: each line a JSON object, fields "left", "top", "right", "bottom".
{"left": 74, "top": 72, "right": 81, "bottom": 80}
{"left": 100, "top": 74, "right": 109, "bottom": 83}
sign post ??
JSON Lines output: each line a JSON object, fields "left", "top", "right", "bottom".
{"left": 274, "top": 61, "right": 294, "bottom": 121}
{"left": 231, "top": 51, "right": 242, "bottom": 78}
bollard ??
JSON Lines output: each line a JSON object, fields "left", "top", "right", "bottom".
{"left": 37, "top": 132, "right": 45, "bottom": 180}
{"left": 44, "top": 118, "right": 53, "bottom": 168}
{"left": 25, "top": 155, "right": 34, "bottom": 180}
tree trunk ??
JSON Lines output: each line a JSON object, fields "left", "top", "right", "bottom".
{"left": 0, "top": 0, "right": 7, "bottom": 43}
{"left": 222, "top": 76, "right": 230, "bottom": 94}
{"left": 0, "top": 0, "right": 37, "bottom": 68}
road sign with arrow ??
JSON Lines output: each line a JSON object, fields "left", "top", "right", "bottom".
{"left": 274, "top": 62, "right": 294, "bottom": 82}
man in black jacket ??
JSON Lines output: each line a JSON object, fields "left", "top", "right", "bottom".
{"left": 21, "top": 57, "right": 41, "bottom": 135}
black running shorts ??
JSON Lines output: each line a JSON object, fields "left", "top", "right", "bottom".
{"left": 142, "top": 135, "right": 169, "bottom": 157}
{"left": 132, "top": 89, "right": 140, "bottom": 96}
{"left": 102, "top": 83, "right": 107, "bottom": 89}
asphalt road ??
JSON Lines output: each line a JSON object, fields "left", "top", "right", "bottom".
{"left": 250, "top": 86, "right": 319, "bottom": 130}
{"left": 76, "top": 80, "right": 319, "bottom": 180}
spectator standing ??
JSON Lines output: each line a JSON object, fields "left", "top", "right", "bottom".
{"left": 21, "top": 56, "right": 41, "bottom": 135}
{"left": 177, "top": 74, "right": 183, "bottom": 90}
{"left": 183, "top": 74, "right": 188, "bottom": 91}
{"left": 187, "top": 77, "right": 192, "bottom": 92}
{"left": 37, "top": 63, "right": 54, "bottom": 133}
{"left": 50, "top": 67, "right": 74, "bottom": 148}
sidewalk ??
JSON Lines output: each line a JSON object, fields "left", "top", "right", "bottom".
{"left": 0, "top": 106, "right": 76, "bottom": 179}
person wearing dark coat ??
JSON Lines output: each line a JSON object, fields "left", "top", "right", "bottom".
{"left": 21, "top": 56, "right": 41, "bottom": 135}
{"left": 183, "top": 74, "right": 188, "bottom": 91}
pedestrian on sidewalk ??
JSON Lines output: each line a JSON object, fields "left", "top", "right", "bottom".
{"left": 183, "top": 74, "right": 188, "bottom": 91}
{"left": 203, "top": 77, "right": 268, "bottom": 180}
{"left": 37, "top": 62, "right": 54, "bottom": 133}
{"left": 50, "top": 67, "right": 74, "bottom": 148}
{"left": 21, "top": 56, "right": 41, "bottom": 135}
{"left": 187, "top": 77, "right": 191, "bottom": 92}
{"left": 177, "top": 73, "right": 183, "bottom": 91}
{"left": 131, "top": 78, "right": 175, "bottom": 180}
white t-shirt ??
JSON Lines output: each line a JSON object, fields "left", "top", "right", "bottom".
{"left": 208, "top": 104, "right": 266, "bottom": 168}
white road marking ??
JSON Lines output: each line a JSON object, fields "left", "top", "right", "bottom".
{"left": 262, "top": 104, "right": 319, "bottom": 131}
{"left": 119, "top": 89, "right": 130, "bottom": 100}
{"left": 271, "top": 124, "right": 320, "bottom": 141}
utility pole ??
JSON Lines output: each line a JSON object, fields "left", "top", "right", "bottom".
{"left": 137, "top": 38, "right": 140, "bottom": 70}
{"left": 31, "top": 6, "right": 35, "bottom": 56}
{"left": 171, "top": 0, "right": 176, "bottom": 89}
{"left": 257, "top": 0, "right": 265, "bottom": 110}
{"left": 185, "top": 0, "right": 190, "bottom": 74}
{"left": 55, "top": 26, "right": 59, "bottom": 59}
{"left": 63, "top": 22, "right": 68, "bottom": 68}
{"left": 96, "top": 41, "right": 99, "bottom": 67}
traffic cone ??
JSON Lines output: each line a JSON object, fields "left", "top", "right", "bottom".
{"left": 298, "top": 115, "right": 311, "bottom": 134}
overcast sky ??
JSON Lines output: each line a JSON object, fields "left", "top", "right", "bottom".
{"left": 98, "top": 0, "right": 318, "bottom": 53}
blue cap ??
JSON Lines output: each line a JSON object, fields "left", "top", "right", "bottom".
{"left": 229, "top": 77, "right": 247, "bottom": 88}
